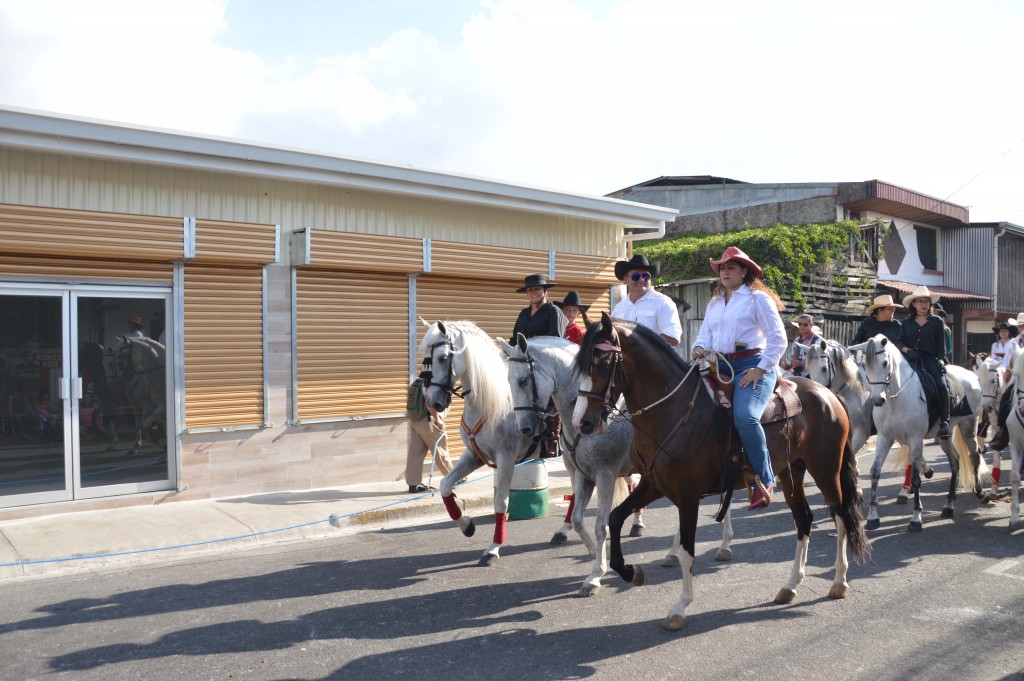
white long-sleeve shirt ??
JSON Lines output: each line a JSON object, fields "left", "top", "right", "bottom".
{"left": 691, "top": 284, "right": 788, "bottom": 372}
{"left": 611, "top": 289, "right": 682, "bottom": 343}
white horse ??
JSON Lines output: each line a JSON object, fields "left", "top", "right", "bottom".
{"left": 1003, "top": 348, "right": 1024, "bottom": 529}
{"left": 973, "top": 352, "right": 1011, "bottom": 499}
{"left": 500, "top": 335, "right": 729, "bottom": 596}
{"left": 112, "top": 336, "right": 167, "bottom": 453}
{"left": 805, "top": 338, "right": 922, "bottom": 505}
{"left": 420, "top": 320, "right": 552, "bottom": 566}
{"left": 850, "top": 335, "right": 988, "bottom": 532}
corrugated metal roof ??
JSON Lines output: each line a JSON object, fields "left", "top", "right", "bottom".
{"left": 0, "top": 105, "right": 679, "bottom": 229}
{"left": 878, "top": 279, "right": 990, "bottom": 302}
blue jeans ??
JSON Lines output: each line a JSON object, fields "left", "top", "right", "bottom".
{"left": 718, "top": 354, "right": 776, "bottom": 485}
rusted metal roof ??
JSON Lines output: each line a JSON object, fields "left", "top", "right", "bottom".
{"left": 841, "top": 180, "right": 969, "bottom": 229}
{"left": 878, "top": 280, "right": 990, "bottom": 302}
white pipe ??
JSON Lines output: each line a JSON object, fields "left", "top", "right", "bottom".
{"left": 622, "top": 220, "right": 666, "bottom": 257}
{"left": 994, "top": 226, "right": 1007, "bottom": 322}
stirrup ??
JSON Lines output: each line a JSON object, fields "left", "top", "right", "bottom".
{"left": 938, "top": 420, "right": 951, "bottom": 440}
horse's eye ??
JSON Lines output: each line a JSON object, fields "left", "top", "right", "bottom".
{"left": 518, "top": 376, "right": 528, "bottom": 388}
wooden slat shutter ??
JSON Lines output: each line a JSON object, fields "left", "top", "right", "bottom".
{"left": 183, "top": 266, "right": 265, "bottom": 429}
{"left": 193, "top": 219, "right": 278, "bottom": 265}
{"left": 430, "top": 241, "right": 547, "bottom": 278}
{"left": 0, "top": 203, "right": 183, "bottom": 261}
{"left": 295, "top": 270, "right": 409, "bottom": 420}
{"left": 305, "top": 230, "right": 422, "bottom": 273}
{"left": 0, "top": 255, "right": 172, "bottom": 283}
{"left": 415, "top": 276, "right": 530, "bottom": 457}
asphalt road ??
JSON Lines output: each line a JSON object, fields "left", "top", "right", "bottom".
{"left": 1, "top": 450, "right": 1023, "bottom": 681}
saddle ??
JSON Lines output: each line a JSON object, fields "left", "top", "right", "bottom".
{"left": 914, "top": 362, "right": 971, "bottom": 426}
{"left": 706, "top": 367, "right": 803, "bottom": 425}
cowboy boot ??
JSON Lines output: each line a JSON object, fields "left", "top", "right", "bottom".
{"left": 937, "top": 386, "right": 951, "bottom": 440}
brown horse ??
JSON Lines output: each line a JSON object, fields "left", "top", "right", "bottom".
{"left": 572, "top": 313, "right": 870, "bottom": 630}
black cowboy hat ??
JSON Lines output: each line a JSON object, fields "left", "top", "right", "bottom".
{"left": 994, "top": 321, "right": 1020, "bottom": 338}
{"left": 614, "top": 254, "right": 660, "bottom": 281}
{"left": 515, "top": 273, "right": 556, "bottom": 293}
{"left": 553, "top": 290, "right": 590, "bottom": 312}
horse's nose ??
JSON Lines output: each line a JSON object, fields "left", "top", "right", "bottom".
{"left": 873, "top": 396, "right": 886, "bottom": 407}
{"left": 577, "top": 418, "right": 593, "bottom": 435}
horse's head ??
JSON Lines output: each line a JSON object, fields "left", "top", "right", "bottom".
{"left": 804, "top": 339, "right": 834, "bottom": 389}
{"left": 849, "top": 335, "right": 894, "bottom": 406}
{"left": 573, "top": 312, "right": 623, "bottom": 435}
{"left": 420, "top": 320, "right": 462, "bottom": 412}
{"left": 499, "top": 334, "right": 550, "bottom": 438}
{"left": 974, "top": 356, "right": 1005, "bottom": 412}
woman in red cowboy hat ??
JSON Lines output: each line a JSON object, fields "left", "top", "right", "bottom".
{"left": 691, "top": 246, "right": 788, "bottom": 510}
{"left": 553, "top": 290, "right": 591, "bottom": 345}
{"left": 509, "top": 274, "right": 567, "bottom": 344}
{"left": 899, "top": 286, "right": 951, "bottom": 439}
{"left": 124, "top": 313, "right": 145, "bottom": 339}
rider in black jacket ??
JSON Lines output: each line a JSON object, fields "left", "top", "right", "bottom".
{"left": 851, "top": 294, "right": 904, "bottom": 345}
{"left": 899, "top": 287, "right": 950, "bottom": 439}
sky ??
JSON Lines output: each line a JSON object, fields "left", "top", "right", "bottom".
{"left": 1, "top": 0, "right": 1023, "bottom": 224}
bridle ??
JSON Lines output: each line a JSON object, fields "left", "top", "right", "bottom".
{"left": 508, "top": 349, "right": 555, "bottom": 429}
{"left": 577, "top": 341, "right": 625, "bottom": 423}
{"left": 865, "top": 343, "right": 917, "bottom": 401}
{"left": 423, "top": 332, "right": 470, "bottom": 407}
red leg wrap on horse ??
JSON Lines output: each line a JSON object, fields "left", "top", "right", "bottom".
{"left": 992, "top": 468, "right": 1001, "bottom": 486}
{"left": 903, "top": 465, "right": 913, "bottom": 488}
{"left": 563, "top": 494, "right": 575, "bottom": 523}
{"left": 493, "top": 512, "right": 509, "bottom": 544}
{"left": 442, "top": 493, "right": 462, "bottom": 520}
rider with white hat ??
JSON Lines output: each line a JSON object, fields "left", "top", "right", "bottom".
{"left": 851, "top": 294, "right": 904, "bottom": 345}
{"left": 899, "top": 285, "right": 951, "bottom": 439}
{"left": 987, "top": 313, "right": 1024, "bottom": 451}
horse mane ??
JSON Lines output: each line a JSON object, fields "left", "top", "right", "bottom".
{"left": 826, "top": 339, "right": 860, "bottom": 386}
{"left": 421, "top": 320, "right": 512, "bottom": 418}
{"left": 576, "top": 318, "right": 689, "bottom": 380}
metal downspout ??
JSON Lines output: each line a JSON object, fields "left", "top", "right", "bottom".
{"left": 622, "top": 221, "right": 666, "bottom": 257}
{"left": 994, "top": 226, "right": 1007, "bottom": 321}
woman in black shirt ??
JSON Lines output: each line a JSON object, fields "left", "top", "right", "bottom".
{"left": 899, "top": 286, "right": 950, "bottom": 439}
{"left": 510, "top": 274, "right": 567, "bottom": 342}
{"left": 851, "top": 294, "right": 904, "bottom": 345}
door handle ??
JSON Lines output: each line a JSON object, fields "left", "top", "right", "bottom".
{"left": 60, "top": 377, "right": 83, "bottom": 400}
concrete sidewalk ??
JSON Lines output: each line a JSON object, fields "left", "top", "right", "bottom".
{"left": 0, "top": 459, "right": 572, "bottom": 580}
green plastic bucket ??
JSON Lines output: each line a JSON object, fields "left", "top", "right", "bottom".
{"left": 504, "top": 459, "right": 549, "bottom": 520}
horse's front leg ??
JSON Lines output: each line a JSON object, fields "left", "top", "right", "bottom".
{"left": 866, "top": 433, "right": 894, "bottom": 530}
{"left": 776, "top": 464, "right": 812, "bottom": 605}
{"left": 714, "top": 501, "right": 734, "bottom": 562}
{"left": 664, "top": 497, "right": 700, "bottom": 631}
{"left": 576, "top": 472, "right": 610, "bottom": 597}
{"left": 608, "top": 477, "right": 662, "bottom": 586}
{"left": 908, "top": 442, "right": 927, "bottom": 532}
{"left": 551, "top": 453, "right": 578, "bottom": 544}
{"left": 440, "top": 452, "right": 484, "bottom": 539}
{"left": 1009, "top": 441, "right": 1022, "bottom": 530}
{"left": 479, "top": 457, "right": 516, "bottom": 567}
{"left": 939, "top": 439, "right": 958, "bottom": 520}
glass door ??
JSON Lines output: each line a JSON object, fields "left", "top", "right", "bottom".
{"left": 0, "top": 290, "right": 70, "bottom": 506}
{"left": 0, "top": 285, "right": 173, "bottom": 509}
{"left": 72, "top": 292, "right": 172, "bottom": 499}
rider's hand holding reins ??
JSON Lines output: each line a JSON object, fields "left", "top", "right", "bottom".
{"left": 691, "top": 346, "right": 705, "bottom": 360}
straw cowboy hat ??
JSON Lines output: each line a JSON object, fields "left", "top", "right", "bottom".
{"left": 901, "top": 285, "right": 940, "bottom": 309}
{"left": 125, "top": 314, "right": 144, "bottom": 327}
{"left": 515, "top": 273, "right": 556, "bottom": 293}
{"left": 865, "top": 294, "right": 904, "bottom": 315}
{"left": 709, "top": 246, "right": 764, "bottom": 279}
{"left": 614, "top": 253, "right": 660, "bottom": 280}
{"left": 553, "top": 290, "right": 590, "bottom": 312}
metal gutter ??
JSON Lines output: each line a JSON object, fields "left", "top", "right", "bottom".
{"left": 0, "top": 106, "right": 678, "bottom": 228}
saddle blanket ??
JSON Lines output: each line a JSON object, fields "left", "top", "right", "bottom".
{"left": 760, "top": 378, "right": 802, "bottom": 425}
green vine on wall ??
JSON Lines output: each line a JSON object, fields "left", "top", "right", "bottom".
{"left": 636, "top": 220, "right": 868, "bottom": 310}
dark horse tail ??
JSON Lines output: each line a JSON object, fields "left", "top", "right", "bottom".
{"left": 837, "top": 437, "right": 871, "bottom": 563}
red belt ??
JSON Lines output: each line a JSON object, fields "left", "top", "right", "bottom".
{"left": 722, "top": 348, "right": 762, "bottom": 360}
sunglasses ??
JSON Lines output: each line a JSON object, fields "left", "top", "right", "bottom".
{"left": 798, "top": 323, "right": 810, "bottom": 327}
{"left": 629, "top": 272, "right": 651, "bottom": 282}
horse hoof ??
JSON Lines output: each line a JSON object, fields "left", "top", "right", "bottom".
{"left": 662, "top": 614, "right": 686, "bottom": 631}
{"left": 661, "top": 554, "right": 681, "bottom": 568}
{"left": 478, "top": 553, "right": 498, "bottom": 567}
{"left": 632, "top": 566, "right": 646, "bottom": 587}
{"left": 866, "top": 518, "right": 881, "bottom": 531}
{"left": 463, "top": 521, "right": 476, "bottom": 538}
{"left": 774, "top": 588, "right": 797, "bottom": 605}
{"left": 908, "top": 521, "right": 923, "bottom": 533}
{"left": 895, "top": 495, "right": 909, "bottom": 505}
{"left": 940, "top": 507, "right": 954, "bottom": 520}
{"left": 828, "top": 583, "right": 850, "bottom": 600}
{"left": 577, "top": 584, "right": 600, "bottom": 598}
{"left": 1008, "top": 519, "right": 1023, "bottom": 531}
{"left": 714, "top": 548, "right": 732, "bottom": 562}
{"left": 924, "top": 469, "right": 934, "bottom": 479}
{"left": 628, "top": 524, "right": 644, "bottom": 538}
{"left": 550, "top": 532, "right": 569, "bottom": 545}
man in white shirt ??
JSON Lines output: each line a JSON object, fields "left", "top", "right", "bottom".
{"left": 610, "top": 254, "right": 682, "bottom": 346}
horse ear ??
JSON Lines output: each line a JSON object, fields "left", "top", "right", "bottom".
{"left": 819, "top": 340, "right": 827, "bottom": 351}
{"left": 516, "top": 333, "right": 528, "bottom": 353}
{"left": 848, "top": 341, "right": 867, "bottom": 353}
{"left": 497, "top": 338, "right": 514, "bottom": 356}
{"left": 437, "top": 320, "right": 447, "bottom": 336}
{"left": 601, "top": 311, "right": 613, "bottom": 334}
